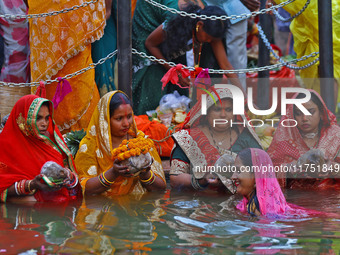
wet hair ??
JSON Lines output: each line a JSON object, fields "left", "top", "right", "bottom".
{"left": 109, "top": 92, "right": 132, "bottom": 117}
{"left": 237, "top": 148, "right": 253, "bottom": 167}
{"left": 163, "top": 4, "right": 228, "bottom": 58}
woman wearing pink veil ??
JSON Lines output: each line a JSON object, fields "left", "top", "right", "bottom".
{"left": 233, "top": 148, "right": 324, "bottom": 218}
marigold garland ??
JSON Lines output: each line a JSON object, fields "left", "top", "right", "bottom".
{"left": 111, "top": 130, "right": 154, "bottom": 161}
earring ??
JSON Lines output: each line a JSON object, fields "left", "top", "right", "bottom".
{"left": 196, "top": 25, "right": 199, "bottom": 33}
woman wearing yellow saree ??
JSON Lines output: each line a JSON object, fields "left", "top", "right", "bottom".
{"left": 28, "top": 0, "right": 106, "bottom": 132}
{"left": 75, "top": 91, "right": 166, "bottom": 196}
{"left": 273, "top": 0, "right": 340, "bottom": 102}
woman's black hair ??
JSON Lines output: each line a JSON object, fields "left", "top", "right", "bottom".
{"left": 293, "top": 92, "right": 325, "bottom": 129}
{"left": 237, "top": 148, "right": 253, "bottom": 167}
{"left": 109, "top": 92, "right": 132, "bottom": 117}
{"left": 162, "top": 4, "right": 228, "bottom": 58}
{"left": 294, "top": 92, "right": 324, "bottom": 114}
{"left": 42, "top": 101, "right": 50, "bottom": 109}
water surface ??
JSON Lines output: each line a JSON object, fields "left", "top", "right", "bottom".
{"left": 1, "top": 188, "right": 340, "bottom": 254}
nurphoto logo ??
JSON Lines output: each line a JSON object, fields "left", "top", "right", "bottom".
{"left": 201, "top": 84, "right": 312, "bottom": 128}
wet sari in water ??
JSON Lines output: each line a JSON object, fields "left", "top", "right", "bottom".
{"left": 267, "top": 90, "right": 340, "bottom": 189}
{"left": 236, "top": 149, "right": 324, "bottom": 218}
{"left": 0, "top": 95, "right": 82, "bottom": 203}
{"left": 75, "top": 91, "right": 165, "bottom": 196}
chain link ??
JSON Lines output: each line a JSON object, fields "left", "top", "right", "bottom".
{"left": 0, "top": 50, "right": 117, "bottom": 87}
{"left": 144, "top": 0, "right": 295, "bottom": 20}
{"left": 132, "top": 48, "right": 318, "bottom": 74}
{"left": 257, "top": 24, "right": 319, "bottom": 70}
{"left": 273, "top": 0, "right": 311, "bottom": 22}
{"left": 1, "top": 43, "right": 318, "bottom": 87}
{"left": 0, "top": 0, "right": 98, "bottom": 20}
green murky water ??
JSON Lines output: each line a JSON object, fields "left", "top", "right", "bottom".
{"left": 1, "top": 188, "right": 340, "bottom": 254}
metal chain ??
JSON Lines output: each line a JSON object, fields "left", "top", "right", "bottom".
{"left": 273, "top": 0, "right": 311, "bottom": 22}
{"left": 0, "top": 0, "right": 98, "bottom": 20}
{"left": 257, "top": 24, "right": 319, "bottom": 70}
{"left": 1, "top": 44, "right": 318, "bottom": 87}
{"left": 132, "top": 48, "right": 319, "bottom": 74}
{"left": 144, "top": 0, "right": 295, "bottom": 21}
{"left": 0, "top": 50, "right": 117, "bottom": 87}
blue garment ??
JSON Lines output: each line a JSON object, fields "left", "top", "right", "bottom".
{"left": 204, "top": 0, "right": 250, "bottom": 24}
{"left": 275, "top": 8, "right": 291, "bottom": 32}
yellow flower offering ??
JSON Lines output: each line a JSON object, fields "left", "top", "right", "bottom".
{"left": 111, "top": 130, "right": 154, "bottom": 165}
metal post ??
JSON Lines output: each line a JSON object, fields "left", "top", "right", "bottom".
{"left": 117, "top": 0, "right": 132, "bottom": 98}
{"left": 318, "top": 0, "right": 335, "bottom": 112}
{"left": 257, "top": 0, "right": 271, "bottom": 109}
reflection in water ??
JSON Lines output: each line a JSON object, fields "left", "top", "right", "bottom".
{"left": 1, "top": 189, "right": 340, "bottom": 254}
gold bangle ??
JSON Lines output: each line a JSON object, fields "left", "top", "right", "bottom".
{"left": 102, "top": 171, "right": 115, "bottom": 184}
{"left": 27, "top": 180, "right": 36, "bottom": 195}
{"left": 98, "top": 175, "right": 110, "bottom": 188}
{"left": 140, "top": 170, "right": 153, "bottom": 183}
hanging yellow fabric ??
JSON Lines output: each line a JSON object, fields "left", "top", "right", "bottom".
{"left": 275, "top": 0, "right": 340, "bottom": 102}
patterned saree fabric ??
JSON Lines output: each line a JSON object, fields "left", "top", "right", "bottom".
{"left": 267, "top": 90, "right": 340, "bottom": 188}
{"left": 0, "top": 0, "right": 30, "bottom": 82}
{"left": 170, "top": 88, "right": 262, "bottom": 193}
{"left": 75, "top": 91, "right": 165, "bottom": 196}
{"left": 28, "top": 0, "right": 106, "bottom": 132}
{"left": 171, "top": 87, "right": 262, "bottom": 167}
{"left": 0, "top": 95, "right": 82, "bottom": 203}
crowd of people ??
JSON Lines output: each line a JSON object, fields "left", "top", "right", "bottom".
{"left": 0, "top": 0, "right": 339, "bottom": 221}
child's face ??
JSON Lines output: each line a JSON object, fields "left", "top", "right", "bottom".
{"left": 232, "top": 157, "right": 255, "bottom": 199}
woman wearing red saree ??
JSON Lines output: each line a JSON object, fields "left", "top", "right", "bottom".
{"left": 170, "top": 87, "right": 262, "bottom": 193}
{"left": 267, "top": 90, "right": 340, "bottom": 189}
{"left": 0, "top": 95, "right": 82, "bottom": 203}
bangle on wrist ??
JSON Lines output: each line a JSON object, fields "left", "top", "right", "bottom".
{"left": 67, "top": 172, "right": 78, "bottom": 189}
{"left": 139, "top": 170, "right": 156, "bottom": 185}
{"left": 191, "top": 175, "right": 208, "bottom": 190}
{"left": 98, "top": 173, "right": 111, "bottom": 188}
{"left": 102, "top": 171, "right": 115, "bottom": 184}
{"left": 27, "top": 180, "right": 36, "bottom": 195}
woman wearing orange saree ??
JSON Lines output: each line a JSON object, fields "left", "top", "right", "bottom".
{"left": 75, "top": 91, "right": 166, "bottom": 196}
{"left": 28, "top": 0, "right": 106, "bottom": 132}
{"left": 267, "top": 90, "right": 340, "bottom": 189}
{"left": 0, "top": 95, "right": 82, "bottom": 203}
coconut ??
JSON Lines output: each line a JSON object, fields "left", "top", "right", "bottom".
{"left": 118, "top": 152, "right": 153, "bottom": 176}
{"left": 40, "top": 161, "right": 69, "bottom": 186}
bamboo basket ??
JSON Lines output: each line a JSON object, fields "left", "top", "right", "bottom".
{"left": 0, "top": 86, "right": 30, "bottom": 121}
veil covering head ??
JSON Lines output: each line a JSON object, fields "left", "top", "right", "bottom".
{"left": 236, "top": 148, "right": 328, "bottom": 218}
{"left": 75, "top": 91, "right": 165, "bottom": 196}
{"left": 0, "top": 95, "right": 80, "bottom": 203}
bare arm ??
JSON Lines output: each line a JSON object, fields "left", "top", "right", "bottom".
{"left": 105, "top": 0, "right": 113, "bottom": 19}
{"left": 210, "top": 40, "right": 245, "bottom": 93}
{"left": 6, "top": 174, "right": 67, "bottom": 198}
{"left": 145, "top": 24, "right": 172, "bottom": 70}
{"left": 145, "top": 24, "right": 191, "bottom": 87}
{"left": 240, "top": 0, "right": 260, "bottom": 12}
{"left": 84, "top": 161, "right": 165, "bottom": 195}
{"left": 139, "top": 169, "right": 166, "bottom": 191}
